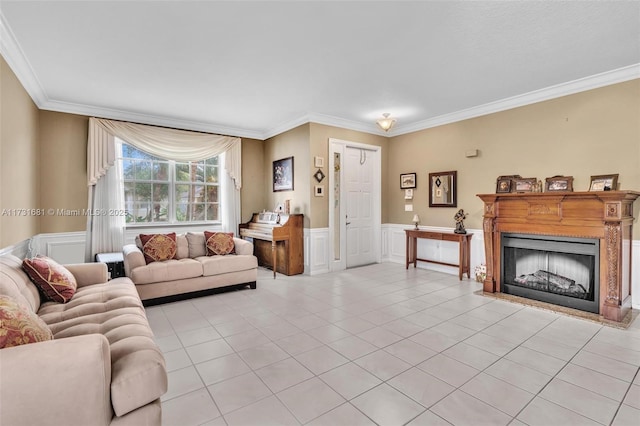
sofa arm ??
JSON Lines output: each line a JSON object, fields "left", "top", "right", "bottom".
{"left": 0, "top": 334, "right": 112, "bottom": 426}
{"left": 234, "top": 237, "right": 254, "bottom": 256}
{"left": 123, "top": 244, "right": 146, "bottom": 278}
{"left": 64, "top": 262, "right": 109, "bottom": 287}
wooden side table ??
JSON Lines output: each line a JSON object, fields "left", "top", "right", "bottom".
{"left": 405, "top": 229, "right": 472, "bottom": 280}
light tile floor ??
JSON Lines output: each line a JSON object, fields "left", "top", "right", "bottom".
{"left": 150, "top": 263, "right": 640, "bottom": 426}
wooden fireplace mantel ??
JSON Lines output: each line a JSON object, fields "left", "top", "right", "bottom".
{"left": 477, "top": 190, "right": 640, "bottom": 322}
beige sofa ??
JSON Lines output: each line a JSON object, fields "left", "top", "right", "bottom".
{"left": 0, "top": 254, "right": 167, "bottom": 426}
{"left": 123, "top": 232, "right": 258, "bottom": 303}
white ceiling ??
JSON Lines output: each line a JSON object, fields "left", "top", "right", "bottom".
{"left": 1, "top": 1, "right": 639, "bottom": 140}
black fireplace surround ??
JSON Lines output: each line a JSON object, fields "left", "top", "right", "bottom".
{"left": 501, "top": 233, "right": 600, "bottom": 314}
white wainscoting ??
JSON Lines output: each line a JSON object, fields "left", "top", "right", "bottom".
{"left": 8, "top": 227, "right": 640, "bottom": 309}
{"left": 0, "top": 238, "right": 31, "bottom": 259}
{"left": 123, "top": 225, "right": 225, "bottom": 246}
{"left": 381, "top": 224, "right": 485, "bottom": 276}
{"left": 307, "top": 227, "right": 330, "bottom": 275}
{"left": 31, "top": 231, "right": 87, "bottom": 264}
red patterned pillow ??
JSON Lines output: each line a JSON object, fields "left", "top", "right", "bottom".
{"left": 22, "top": 255, "right": 77, "bottom": 303}
{"left": 204, "top": 232, "right": 235, "bottom": 256}
{"left": 0, "top": 295, "right": 53, "bottom": 348}
{"left": 139, "top": 233, "right": 177, "bottom": 264}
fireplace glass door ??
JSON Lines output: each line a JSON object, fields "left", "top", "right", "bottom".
{"left": 501, "top": 233, "right": 599, "bottom": 313}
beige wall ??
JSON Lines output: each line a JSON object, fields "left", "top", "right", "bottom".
{"left": 309, "top": 123, "right": 389, "bottom": 228}
{"left": 388, "top": 79, "right": 640, "bottom": 237}
{"left": 240, "top": 137, "right": 265, "bottom": 223}
{"left": 3, "top": 49, "right": 638, "bottom": 244}
{"left": 0, "top": 56, "right": 40, "bottom": 246}
{"left": 264, "top": 124, "right": 311, "bottom": 227}
{"left": 39, "top": 111, "right": 89, "bottom": 233}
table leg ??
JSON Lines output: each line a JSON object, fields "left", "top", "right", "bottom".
{"left": 466, "top": 236, "right": 472, "bottom": 278}
{"left": 405, "top": 234, "right": 410, "bottom": 269}
{"left": 458, "top": 237, "right": 464, "bottom": 280}
{"left": 271, "top": 240, "right": 277, "bottom": 279}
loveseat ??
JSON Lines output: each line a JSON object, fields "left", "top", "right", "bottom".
{"left": 123, "top": 232, "right": 258, "bottom": 303}
{"left": 0, "top": 253, "right": 167, "bottom": 426}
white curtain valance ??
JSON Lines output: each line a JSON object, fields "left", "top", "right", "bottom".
{"left": 87, "top": 118, "right": 116, "bottom": 186}
{"left": 87, "top": 117, "right": 242, "bottom": 189}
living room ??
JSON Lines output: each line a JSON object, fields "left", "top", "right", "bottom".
{"left": 1, "top": 1, "right": 640, "bottom": 425}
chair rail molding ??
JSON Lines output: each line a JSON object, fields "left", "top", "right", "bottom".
{"left": 5, "top": 228, "right": 639, "bottom": 310}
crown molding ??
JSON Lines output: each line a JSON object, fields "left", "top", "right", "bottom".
{"left": 2, "top": 9, "right": 637, "bottom": 141}
{"left": 39, "top": 99, "right": 265, "bottom": 140}
{"left": 392, "top": 64, "right": 640, "bottom": 137}
{"left": 262, "top": 112, "right": 386, "bottom": 140}
{"left": 0, "top": 11, "right": 48, "bottom": 106}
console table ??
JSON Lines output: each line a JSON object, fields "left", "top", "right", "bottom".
{"left": 405, "top": 229, "right": 473, "bottom": 280}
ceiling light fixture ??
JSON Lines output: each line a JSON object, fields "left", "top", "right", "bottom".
{"left": 376, "top": 113, "right": 396, "bottom": 132}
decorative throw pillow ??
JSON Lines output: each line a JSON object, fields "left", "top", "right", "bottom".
{"left": 204, "top": 232, "right": 235, "bottom": 256}
{"left": 0, "top": 295, "right": 53, "bottom": 348}
{"left": 185, "top": 232, "right": 207, "bottom": 258}
{"left": 139, "top": 233, "right": 177, "bottom": 264}
{"left": 22, "top": 255, "right": 77, "bottom": 303}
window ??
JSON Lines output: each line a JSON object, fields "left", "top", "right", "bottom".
{"left": 120, "top": 142, "right": 220, "bottom": 224}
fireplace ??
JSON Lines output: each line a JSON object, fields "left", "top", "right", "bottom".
{"left": 501, "top": 233, "right": 599, "bottom": 313}
{"left": 477, "top": 191, "right": 639, "bottom": 322}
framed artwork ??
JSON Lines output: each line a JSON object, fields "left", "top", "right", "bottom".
{"left": 314, "top": 185, "right": 324, "bottom": 197}
{"left": 589, "top": 174, "right": 618, "bottom": 191}
{"left": 513, "top": 178, "right": 537, "bottom": 192}
{"left": 273, "top": 156, "right": 294, "bottom": 192}
{"left": 400, "top": 173, "right": 417, "bottom": 189}
{"left": 545, "top": 176, "right": 574, "bottom": 192}
{"left": 404, "top": 189, "right": 414, "bottom": 200}
{"left": 314, "top": 169, "right": 325, "bottom": 183}
{"left": 314, "top": 156, "right": 324, "bottom": 168}
{"left": 496, "top": 177, "right": 512, "bottom": 193}
{"left": 429, "top": 170, "right": 457, "bottom": 207}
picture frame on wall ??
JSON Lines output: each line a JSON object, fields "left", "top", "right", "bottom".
{"left": 314, "top": 185, "right": 324, "bottom": 197}
{"left": 589, "top": 174, "right": 618, "bottom": 191}
{"left": 545, "top": 175, "right": 574, "bottom": 192}
{"left": 400, "top": 173, "right": 417, "bottom": 189}
{"left": 404, "top": 189, "right": 414, "bottom": 200}
{"left": 429, "top": 170, "right": 457, "bottom": 207}
{"left": 273, "top": 156, "right": 294, "bottom": 192}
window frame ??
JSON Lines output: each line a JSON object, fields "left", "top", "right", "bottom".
{"left": 120, "top": 141, "right": 221, "bottom": 227}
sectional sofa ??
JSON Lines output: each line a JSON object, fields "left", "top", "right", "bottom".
{"left": 0, "top": 253, "right": 167, "bottom": 425}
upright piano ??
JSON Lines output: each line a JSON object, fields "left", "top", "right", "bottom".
{"left": 239, "top": 212, "right": 304, "bottom": 278}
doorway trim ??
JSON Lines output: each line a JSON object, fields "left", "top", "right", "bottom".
{"left": 328, "top": 138, "right": 382, "bottom": 272}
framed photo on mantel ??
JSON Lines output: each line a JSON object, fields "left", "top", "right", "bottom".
{"left": 545, "top": 176, "right": 574, "bottom": 192}
{"left": 589, "top": 174, "right": 618, "bottom": 192}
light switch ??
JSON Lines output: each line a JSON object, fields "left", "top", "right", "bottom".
{"left": 405, "top": 204, "right": 413, "bottom": 211}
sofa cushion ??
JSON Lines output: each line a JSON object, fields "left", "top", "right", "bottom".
{"left": 140, "top": 233, "right": 177, "bottom": 264}
{"left": 0, "top": 254, "right": 42, "bottom": 312}
{"left": 22, "top": 255, "right": 77, "bottom": 303}
{"left": 0, "top": 295, "right": 53, "bottom": 348}
{"left": 204, "top": 231, "right": 235, "bottom": 255}
{"left": 186, "top": 232, "right": 207, "bottom": 257}
{"left": 199, "top": 254, "right": 258, "bottom": 276}
{"left": 176, "top": 234, "right": 189, "bottom": 259}
{"left": 129, "top": 258, "right": 203, "bottom": 285}
{"left": 38, "top": 278, "right": 167, "bottom": 417}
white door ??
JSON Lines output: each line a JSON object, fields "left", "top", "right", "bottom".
{"left": 345, "top": 146, "right": 376, "bottom": 267}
